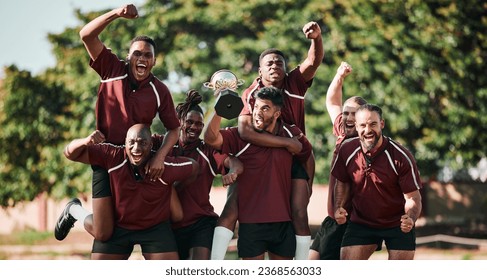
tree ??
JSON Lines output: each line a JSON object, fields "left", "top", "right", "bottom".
{"left": 1, "top": 0, "right": 486, "bottom": 205}
{"left": 0, "top": 66, "right": 82, "bottom": 206}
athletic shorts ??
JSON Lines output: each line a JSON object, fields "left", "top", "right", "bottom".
{"left": 91, "top": 165, "right": 111, "bottom": 198}
{"left": 237, "top": 222, "right": 296, "bottom": 258}
{"left": 341, "top": 221, "right": 416, "bottom": 251}
{"left": 310, "top": 216, "right": 347, "bottom": 260}
{"left": 291, "top": 158, "right": 309, "bottom": 180}
{"left": 173, "top": 216, "right": 217, "bottom": 260}
{"left": 92, "top": 220, "right": 178, "bottom": 254}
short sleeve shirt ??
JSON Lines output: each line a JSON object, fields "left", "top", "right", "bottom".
{"left": 90, "top": 46, "right": 179, "bottom": 144}
{"left": 219, "top": 123, "right": 312, "bottom": 223}
{"left": 169, "top": 139, "right": 228, "bottom": 229}
{"left": 331, "top": 136, "right": 422, "bottom": 228}
{"left": 88, "top": 143, "right": 194, "bottom": 230}
{"left": 240, "top": 67, "right": 310, "bottom": 134}
{"left": 326, "top": 113, "right": 352, "bottom": 218}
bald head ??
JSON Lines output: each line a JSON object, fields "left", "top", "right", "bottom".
{"left": 125, "top": 124, "right": 153, "bottom": 167}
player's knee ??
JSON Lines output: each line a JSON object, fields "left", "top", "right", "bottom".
{"left": 93, "top": 228, "right": 113, "bottom": 242}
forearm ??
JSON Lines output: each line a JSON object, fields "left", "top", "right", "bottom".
{"left": 203, "top": 112, "right": 223, "bottom": 150}
{"left": 326, "top": 74, "right": 345, "bottom": 108}
{"left": 79, "top": 9, "right": 120, "bottom": 42}
{"left": 404, "top": 191, "right": 422, "bottom": 222}
{"left": 155, "top": 127, "right": 179, "bottom": 159}
{"left": 238, "top": 116, "right": 289, "bottom": 148}
{"left": 225, "top": 156, "right": 244, "bottom": 175}
{"left": 64, "top": 137, "right": 91, "bottom": 163}
{"left": 334, "top": 180, "right": 350, "bottom": 211}
{"left": 307, "top": 36, "right": 324, "bottom": 68}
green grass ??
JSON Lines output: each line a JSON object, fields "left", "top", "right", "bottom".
{"left": 0, "top": 229, "right": 52, "bottom": 245}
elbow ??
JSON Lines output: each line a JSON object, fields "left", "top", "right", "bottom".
{"left": 203, "top": 132, "right": 219, "bottom": 149}
{"left": 79, "top": 29, "right": 88, "bottom": 42}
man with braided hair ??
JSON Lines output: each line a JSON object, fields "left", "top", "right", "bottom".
{"left": 152, "top": 90, "right": 243, "bottom": 260}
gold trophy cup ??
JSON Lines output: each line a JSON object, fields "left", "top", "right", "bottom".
{"left": 204, "top": 69, "right": 244, "bottom": 119}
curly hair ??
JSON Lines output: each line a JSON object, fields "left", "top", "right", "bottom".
{"left": 176, "top": 89, "right": 204, "bottom": 120}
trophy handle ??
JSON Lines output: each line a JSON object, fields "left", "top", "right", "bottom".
{"left": 203, "top": 82, "right": 215, "bottom": 89}
{"left": 237, "top": 79, "right": 245, "bottom": 87}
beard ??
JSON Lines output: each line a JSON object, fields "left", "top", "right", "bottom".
{"left": 360, "top": 132, "right": 380, "bottom": 151}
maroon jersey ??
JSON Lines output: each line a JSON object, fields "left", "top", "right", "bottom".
{"left": 90, "top": 46, "right": 179, "bottom": 145}
{"left": 326, "top": 113, "right": 352, "bottom": 218}
{"left": 331, "top": 136, "right": 422, "bottom": 228}
{"left": 240, "top": 67, "right": 310, "bottom": 134}
{"left": 170, "top": 139, "right": 227, "bottom": 229}
{"left": 220, "top": 123, "right": 312, "bottom": 223}
{"left": 88, "top": 143, "right": 194, "bottom": 230}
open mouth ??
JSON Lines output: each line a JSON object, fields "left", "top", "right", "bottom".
{"left": 136, "top": 63, "right": 147, "bottom": 76}
{"left": 364, "top": 134, "right": 375, "bottom": 142}
{"left": 131, "top": 153, "right": 142, "bottom": 164}
{"left": 254, "top": 118, "right": 263, "bottom": 127}
{"left": 345, "top": 122, "right": 355, "bottom": 130}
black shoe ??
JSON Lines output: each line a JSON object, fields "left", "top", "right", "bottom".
{"left": 54, "top": 198, "right": 82, "bottom": 241}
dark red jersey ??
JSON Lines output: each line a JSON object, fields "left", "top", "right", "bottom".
{"left": 331, "top": 136, "right": 422, "bottom": 228}
{"left": 220, "top": 123, "right": 312, "bottom": 223}
{"left": 90, "top": 46, "right": 179, "bottom": 144}
{"left": 88, "top": 143, "right": 194, "bottom": 230}
{"left": 240, "top": 67, "right": 310, "bottom": 134}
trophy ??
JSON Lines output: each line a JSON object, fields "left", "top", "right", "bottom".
{"left": 204, "top": 69, "right": 244, "bottom": 119}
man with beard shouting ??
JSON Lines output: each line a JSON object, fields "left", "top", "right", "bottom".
{"left": 332, "top": 104, "right": 422, "bottom": 260}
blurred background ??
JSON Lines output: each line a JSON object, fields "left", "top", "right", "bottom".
{"left": 0, "top": 0, "right": 486, "bottom": 259}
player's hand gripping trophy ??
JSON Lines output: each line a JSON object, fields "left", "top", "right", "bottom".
{"left": 204, "top": 69, "right": 244, "bottom": 119}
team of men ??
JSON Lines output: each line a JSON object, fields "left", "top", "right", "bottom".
{"left": 55, "top": 4, "right": 422, "bottom": 260}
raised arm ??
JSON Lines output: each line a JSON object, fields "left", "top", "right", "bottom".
{"left": 64, "top": 130, "right": 106, "bottom": 164}
{"left": 325, "top": 62, "right": 353, "bottom": 123}
{"left": 237, "top": 115, "right": 302, "bottom": 154}
{"left": 79, "top": 4, "right": 139, "bottom": 61}
{"left": 203, "top": 111, "right": 225, "bottom": 151}
{"left": 299, "top": 21, "right": 324, "bottom": 82}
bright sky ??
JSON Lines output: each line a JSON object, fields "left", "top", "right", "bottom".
{"left": 0, "top": 0, "right": 145, "bottom": 77}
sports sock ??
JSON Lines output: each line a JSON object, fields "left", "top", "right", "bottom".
{"left": 211, "top": 226, "right": 234, "bottom": 260}
{"left": 295, "top": 235, "right": 311, "bottom": 260}
{"left": 69, "top": 204, "right": 90, "bottom": 224}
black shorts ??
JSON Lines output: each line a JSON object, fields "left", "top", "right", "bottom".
{"left": 92, "top": 221, "right": 178, "bottom": 254}
{"left": 173, "top": 216, "right": 217, "bottom": 260}
{"left": 341, "top": 221, "right": 416, "bottom": 251}
{"left": 310, "top": 216, "right": 347, "bottom": 260}
{"left": 291, "top": 158, "right": 309, "bottom": 180}
{"left": 91, "top": 165, "right": 112, "bottom": 198}
{"left": 237, "top": 222, "right": 296, "bottom": 258}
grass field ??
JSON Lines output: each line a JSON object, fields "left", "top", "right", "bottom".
{"left": 1, "top": 230, "right": 487, "bottom": 260}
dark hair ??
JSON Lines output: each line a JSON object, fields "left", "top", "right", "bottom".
{"left": 254, "top": 86, "right": 284, "bottom": 109}
{"left": 345, "top": 96, "right": 368, "bottom": 106}
{"left": 130, "top": 35, "right": 156, "bottom": 50}
{"left": 357, "top": 104, "right": 383, "bottom": 120}
{"left": 176, "top": 89, "right": 204, "bottom": 120}
{"left": 259, "top": 48, "right": 286, "bottom": 64}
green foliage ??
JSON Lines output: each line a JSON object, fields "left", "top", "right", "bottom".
{"left": 0, "top": 229, "right": 52, "bottom": 246}
{"left": 0, "top": 0, "right": 486, "bottom": 204}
